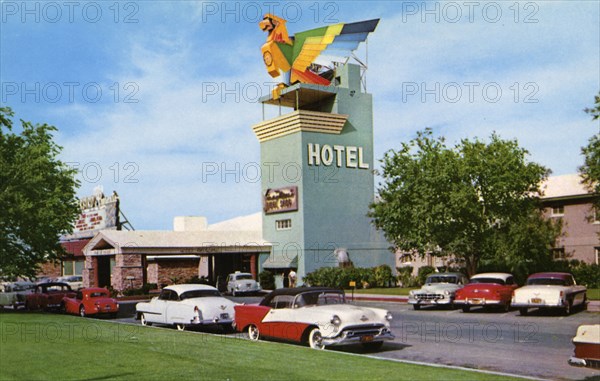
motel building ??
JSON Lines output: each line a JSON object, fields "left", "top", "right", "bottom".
{"left": 80, "top": 63, "right": 396, "bottom": 292}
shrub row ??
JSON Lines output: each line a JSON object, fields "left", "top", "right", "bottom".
{"left": 303, "top": 265, "right": 396, "bottom": 289}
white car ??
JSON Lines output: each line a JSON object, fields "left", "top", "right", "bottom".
{"left": 408, "top": 272, "right": 468, "bottom": 310}
{"left": 58, "top": 275, "right": 83, "bottom": 290}
{"left": 226, "top": 272, "right": 261, "bottom": 296}
{"left": 136, "top": 284, "right": 236, "bottom": 331}
{"left": 235, "top": 287, "right": 394, "bottom": 350}
{"left": 0, "top": 281, "right": 35, "bottom": 309}
{"left": 511, "top": 272, "right": 587, "bottom": 316}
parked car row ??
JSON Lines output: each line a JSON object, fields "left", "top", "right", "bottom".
{"left": 134, "top": 284, "right": 394, "bottom": 351}
{"left": 409, "top": 272, "right": 588, "bottom": 316}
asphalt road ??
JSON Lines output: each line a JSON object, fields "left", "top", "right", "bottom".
{"left": 116, "top": 297, "right": 600, "bottom": 381}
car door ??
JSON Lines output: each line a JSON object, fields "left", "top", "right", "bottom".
{"left": 146, "top": 289, "right": 172, "bottom": 324}
{"left": 261, "top": 295, "right": 300, "bottom": 340}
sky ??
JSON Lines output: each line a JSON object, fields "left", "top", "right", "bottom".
{"left": 1, "top": 1, "right": 599, "bottom": 230}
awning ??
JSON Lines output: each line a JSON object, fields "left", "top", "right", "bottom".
{"left": 262, "top": 255, "right": 298, "bottom": 269}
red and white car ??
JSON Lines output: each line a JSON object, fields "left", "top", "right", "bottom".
{"left": 235, "top": 287, "right": 394, "bottom": 350}
{"left": 454, "top": 273, "right": 519, "bottom": 312}
{"left": 569, "top": 324, "right": 600, "bottom": 368}
{"left": 511, "top": 272, "right": 587, "bottom": 316}
{"left": 62, "top": 288, "right": 119, "bottom": 318}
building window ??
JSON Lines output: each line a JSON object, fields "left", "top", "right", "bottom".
{"left": 593, "top": 208, "right": 600, "bottom": 224}
{"left": 276, "top": 219, "right": 292, "bottom": 230}
{"left": 400, "top": 254, "right": 413, "bottom": 264}
{"left": 551, "top": 205, "right": 564, "bottom": 217}
{"left": 552, "top": 248, "right": 566, "bottom": 260}
{"left": 596, "top": 247, "right": 600, "bottom": 265}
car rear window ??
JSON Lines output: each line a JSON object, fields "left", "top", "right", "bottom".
{"left": 527, "top": 278, "right": 567, "bottom": 286}
{"left": 180, "top": 290, "right": 221, "bottom": 299}
{"left": 470, "top": 278, "right": 505, "bottom": 285}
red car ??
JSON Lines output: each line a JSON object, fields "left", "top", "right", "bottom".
{"left": 454, "top": 273, "right": 518, "bottom": 312}
{"left": 62, "top": 288, "right": 119, "bottom": 318}
{"left": 26, "top": 282, "right": 76, "bottom": 311}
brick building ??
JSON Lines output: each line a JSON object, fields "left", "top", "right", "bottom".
{"left": 83, "top": 214, "right": 270, "bottom": 291}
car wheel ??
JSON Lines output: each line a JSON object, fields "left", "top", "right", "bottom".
{"left": 462, "top": 305, "right": 470, "bottom": 313}
{"left": 60, "top": 303, "right": 66, "bottom": 314}
{"left": 232, "top": 290, "right": 237, "bottom": 297}
{"left": 79, "top": 305, "right": 86, "bottom": 317}
{"left": 519, "top": 307, "right": 528, "bottom": 316}
{"left": 564, "top": 301, "right": 572, "bottom": 316}
{"left": 361, "top": 341, "right": 384, "bottom": 351}
{"left": 502, "top": 303, "right": 510, "bottom": 313}
{"left": 412, "top": 304, "right": 420, "bottom": 311}
{"left": 175, "top": 324, "right": 185, "bottom": 331}
{"left": 248, "top": 325, "right": 260, "bottom": 341}
{"left": 140, "top": 313, "right": 152, "bottom": 326}
{"left": 308, "top": 328, "right": 325, "bottom": 350}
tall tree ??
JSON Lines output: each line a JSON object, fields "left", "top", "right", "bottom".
{"left": 580, "top": 92, "right": 600, "bottom": 205}
{"left": 370, "top": 129, "right": 559, "bottom": 276}
{"left": 0, "top": 107, "right": 79, "bottom": 279}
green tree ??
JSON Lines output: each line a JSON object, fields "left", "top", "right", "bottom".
{"left": 370, "top": 129, "right": 559, "bottom": 276}
{"left": 580, "top": 92, "right": 600, "bottom": 205}
{"left": 0, "top": 107, "right": 79, "bottom": 279}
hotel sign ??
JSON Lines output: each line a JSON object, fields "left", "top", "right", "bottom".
{"left": 264, "top": 186, "right": 298, "bottom": 214}
{"left": 63, "top": 190, "right": 120, "bottom": 239}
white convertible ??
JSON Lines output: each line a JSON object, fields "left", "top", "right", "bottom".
{"left": 511, "top": 272, "right": 587, "bottom": 316}
{"left": 136, "top": 284, "right": 236, "bottom": 331}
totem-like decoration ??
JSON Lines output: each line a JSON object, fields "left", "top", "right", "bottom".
{"left": 259, "top": 14, "right": 379, "bottom": 98}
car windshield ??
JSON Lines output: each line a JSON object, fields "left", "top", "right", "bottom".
{"left": 427, "top": 276, "right": 458, "bottom": 284}
{"left": 527, "top": 278, "right": 568, "bottom": 286}
{"left": 294, "top": 291, "right": 345, "bottom": 307}
{"left": 236, "top": 274, "right": 253, "bottom": 280}
{"left": 470, "top": 278, "right": 505, "bottom": 285}
{"left": 180, "top": 290, "right": 221, "bottom": 299}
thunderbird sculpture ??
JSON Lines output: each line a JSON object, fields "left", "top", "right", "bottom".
{"left": 259, "top": 14, "right": 379, "bottom": 98}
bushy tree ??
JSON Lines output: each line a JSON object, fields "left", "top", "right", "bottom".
{"left": 580, "top": 92, "right": 600, "bottom": 206}
{"left": 370, "top": 129, "right": 560, "bottom": 276}
{"left": 0, "top": 107, "right": 79, "bottom": 279}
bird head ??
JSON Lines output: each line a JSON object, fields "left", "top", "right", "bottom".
{"left": 259, "top": 14, "right": 292, "bottom": 45}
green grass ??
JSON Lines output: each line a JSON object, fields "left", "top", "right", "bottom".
{"left": 353, "top": 287, "right": 417, "bottom": 295}
{"left": 587, "top": 288, "right": 600, "bottom": 300}
{"left": 0, "top": 312, "right": 528, "bottom": 381}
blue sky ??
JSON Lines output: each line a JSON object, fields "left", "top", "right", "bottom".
{"left": 1, "top": 1, "right": 599, "bottom": 230}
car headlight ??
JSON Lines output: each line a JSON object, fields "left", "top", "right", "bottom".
{"left": 409, "top": 290, "right": 415, "bottom": 296}
{"left": 330, "top": 315, "right": 341, "bottom": 326}
{"left": 444, "top": 290, "right": 450, "bottom": 296}
{"left": 385, "top": 312, "right": 393, "bottom": 321}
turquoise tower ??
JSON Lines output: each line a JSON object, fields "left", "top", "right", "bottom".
{"left": 253, "top": 63, "right": 394, "bottom": 286}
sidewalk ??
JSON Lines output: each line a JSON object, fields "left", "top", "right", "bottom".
{"left": 349, "top": 293, "right": 600, "bottom": 312}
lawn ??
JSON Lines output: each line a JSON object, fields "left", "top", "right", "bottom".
{"left": 354, "top": 287, "right": 600, "bottom": 300}
{"left": 0, "top": 312, "right": 528, "bottom": 381}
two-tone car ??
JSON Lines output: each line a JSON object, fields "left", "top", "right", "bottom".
{"left": 234, "top": 287, "right": 394, "bottom": 350}
{"left": 511, "top": 272, "right": 587, "bottom": 316}
{"left": 454, "top": 273, "right": 518, "bottom": 312}
{"left": 226, "top": 272, "right": 262, "bottom": 296}
{"left": 136, "top": 284, "right": 236, "bottom": 331}
{"left": 408, "top": 272, "right": 468, "bottom": 310}
{"left": 568, "top": 324, "right": 600, "bottom": 368}
{"left": 62, "top": 288, "right": 119, "bottom": 318}
{"left": 26, "top": 282, "right": 76, "bottom": 311}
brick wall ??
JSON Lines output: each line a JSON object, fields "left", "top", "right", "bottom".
{"left": 151, "top": 260, "right": 199, "bottom": 288}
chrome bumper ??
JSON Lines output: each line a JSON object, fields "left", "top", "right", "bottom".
{"left": 322, "top": 328, "right": 395, "bottom": 347}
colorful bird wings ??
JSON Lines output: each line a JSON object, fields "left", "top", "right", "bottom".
{"left": 291, "top": 19, "right": 380, "bottom": 74}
